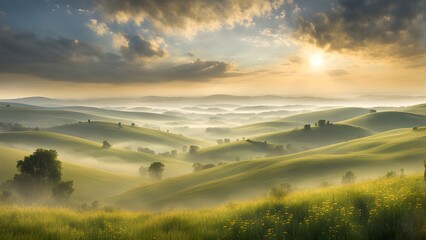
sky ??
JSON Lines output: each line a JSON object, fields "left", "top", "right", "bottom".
{"left": 0, "top": 0, "right": 425, "bottom": 99}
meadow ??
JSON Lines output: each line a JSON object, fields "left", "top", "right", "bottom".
{"left": 0, "top": 174, "right": 424, "bottom": 240}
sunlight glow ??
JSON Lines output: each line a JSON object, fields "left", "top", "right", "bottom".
{"left": 309, "top": 54, "right": 325, "bottom": 69}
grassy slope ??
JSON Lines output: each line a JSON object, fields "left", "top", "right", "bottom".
{"left": 184, "top": 124, "right": 373, "bottom": 163}
{"left": 54, "top": 106, "right": 181, "bottom": 121}
{"left": 1, "top": 175, "right": 424, "bottom": 239}
{"left": 0, "top": 146, "right": 140, "bottom": 202}
{"left": 108, "top": 127, "right": 426, "bottom": 210}
{"left": 341, "top": 111, "right": 426, "bottom": 132}
{"left": 47, "top": 121, "right": 206, "bottom": 149}
{"left": 0, "top": 131, "right": 192, "bottom": 176}
{"left": 400, "top": 103, "right": 426, "bottom": 116}
{"left": 230, "top": 120, "right": 303, "bottom": 136}
{"left": 0, "top": 106, "right": 113, "bottom": 128}
{"left": 283, "top": 107, "right": 370, "bottom": 123}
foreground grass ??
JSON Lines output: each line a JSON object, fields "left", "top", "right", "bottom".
{"left": 0, "top": 175, "right": 425, "bottom": 240}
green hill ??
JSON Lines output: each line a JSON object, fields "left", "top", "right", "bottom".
{"left": 254, "top": 124, "right": 373, "bottom": 147}
{"left": 0, "top": 131, "right": 192, "bottom": 177}
{"left": 47, "top": 121, "right": 206, "bottom": 150}
{"left": 184, "top": 124, "right": 373, "bottom": 163}
{"left": 400, "top": 103, "right": 426, "bottom": 116}
{"left": 283, "top": 107, "right": 370, "bottom": 123}
{"left": 0, "top": 106, "right": 112, "bottom": 128}
{"left": 54, "top": 106, "right": 182, "bottom": 121}
{"left": 0, "top": 146, "right": 140, "bottom": 202}
{"left": 107, "top": 127, "right": 426, "bottom": 210}
{"left": 341, "top": 111, "right": 426, "bottom": 132}
{"left": 230, "top": 120, "right": 303, "bottom": 136}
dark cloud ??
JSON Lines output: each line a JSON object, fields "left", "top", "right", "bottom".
{"left": 94, "top": 0, "right": 284, "bottom": 35}
{"left": 120, "top": 35, "right": 166, "bottom": 60}
{"left": 294, "top": 0, "right": 426, "bottom": 58}
{"left": 327, "top": 69, "right": 349, "bottom": 77}
{"left": 0, "top": 29, "right": 235, "bottom": 83}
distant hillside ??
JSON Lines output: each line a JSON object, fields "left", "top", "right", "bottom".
{"left": 0, "top": 131, "right": 192, "bottom": 177}
{"left": 0, "top": 106, "right": 112, "bottom": 128}
{"left": 0, "top": 146, "right": 140, "bottom": 202}
{"left": 400, "top": 103, "right": 426, "bottom": 116}
{"left": 107, "top": 127, "right": 426, "bottom": 210}
{"left": 186, "top": 124, "right": 373, "bottom": 163}
{"left": 341, "top": 111, "right": 426, "bottom": 132}
{"left": 47, "top": 121, "right": 206, "bottom": 150}
{"left": 254, "top": 124, "right": 373, "bottom": 147}
{"left": 230, "top": 120, "right": 303, "bottom": 136}
{"left": 283, "top": 107, "right": 370, "bottom": 123}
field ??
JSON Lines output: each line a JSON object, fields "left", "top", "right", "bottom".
{"left": 0, "top": 174, "right": 424, "bottom": 240}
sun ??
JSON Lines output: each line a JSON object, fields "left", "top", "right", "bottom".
{"left": 309, "top": 54, "right": 325, "bottom": 69}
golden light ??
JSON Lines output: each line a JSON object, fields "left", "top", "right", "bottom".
{"left": 309, "top": 54, "right": 324, "bottom": 69}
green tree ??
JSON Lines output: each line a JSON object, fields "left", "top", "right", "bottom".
{"left": 148, "top": 162, "right": 165, "bottom": 180}
{"left": 102, "top": 140, "right": 111, "bottom": 149}
{"left": 189, "top": 145, "right": 200, "bottom": 154}
{"left": 4, "top": 149, "right": 74, "bottom": 202}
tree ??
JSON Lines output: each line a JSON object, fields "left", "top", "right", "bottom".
{"left": 224, "top": 139, "right": 230, "bottom": 143}
{"left": 370, "top": 109, "right": 377, "bottom": 113}
{"left": 102, "top": 140, "right": 111, "bottom": 149}
{"left": 6, "top": 104, "right": 10, "bottom": 107}
{"left": 148, "top": 162, "right": 165, "bottom": 180}
{"left": 118, "top": 122, "right": 122, "bottom": 128}
{"left": 52, "top": 180, "right": 74, "bottom": 202}
{"left": 3, "top": 149, "right": 73, "bottom": 202}
{"left": 216, "top": 139, "right": 224, "bottom": 145}
{"left": 270, "top": 183, "right": 292, "bottom": 199}
{"left": 131, "top": 123, "right": 136, "bottom": 127}
{"left": 304, "top": 124, "right": 311, "bottom": 130}
{"left": 318, "top": 119, "right": 326, "bottom": 127}
{"left": 189, "top": 145, "right": 200, "bottom": 154}
{"left": 341, "top": 171, "right": 356, "bottom": 184}
{"left": 88, "top": 119, "right": 91, "bottom": 123}
{"left": 171, "top": 150, "right": 178, "bottom": 157}
{"left": 400, "top": 168, "right": 404, "bottom": 177}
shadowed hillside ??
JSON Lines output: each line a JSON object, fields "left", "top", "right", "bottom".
{"left": 341, "top": 111, "right": 426, "bottom": 132}
{"left": 48, "top": 121, "right": 206, "bottom": 150}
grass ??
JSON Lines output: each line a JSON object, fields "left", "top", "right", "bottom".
{"left": 47, "top": 121, "right": 206, "bottom": 150}
{"left": 108, "top": 127, "right": 426, "bottom": 210}
{"left": 0, "top": 146, "right": 140, "bottom": 202}
{"left": 230, "top": 120, "right": 304, "bottom": 137}
{"left": 341, "top": 111, "right": 426, "bottom": 132}
{"left": 0, "top": 174, "right": 424, "bottom": 239}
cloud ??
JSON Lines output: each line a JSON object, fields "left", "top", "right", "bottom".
{"left": 94, "top": 0, "right": 285, "bottom": 36}
{"left": 327, "top": 69, "right": 349, "bottom": 77}
{"left": 86, "top": 19, "right": 109, "bottom": 36}
{"left": 120, "top": 35, "right": 166, "bottom": 60}
{"left": 294, "top": 0, "right": 426, "bottom": 58}
{"left": 0, "top": 29, "right": 236, "bottom": 83}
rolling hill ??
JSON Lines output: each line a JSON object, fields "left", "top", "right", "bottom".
{"left": 107, "top": 127, "right": 426, "bottom": 210}
{"left": 0, "top": 131, "right": 192, "bottom": 177}
{"left": 184, "top": 124, "right": 373, "bottom": 163}
{"left": 230, "top": 120, "right": 304, "bottom": 136}
{"left": 0, "top": 106, "right": 113, "bottom": 128}
{"left": 341, "top": 111, "right": 426, "bottom": 132}
{"left": 0, "top": 146, "right": 140, "bottom": 202}
{"left": 282, "top": 107, "right": 370, "bottom": 123}
{"left": 47, "top": 121, "right": 206, "bottom": 150}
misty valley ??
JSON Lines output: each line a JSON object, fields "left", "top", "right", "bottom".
{"left": 0, "top": 97, "right": 425, "bottom": 239}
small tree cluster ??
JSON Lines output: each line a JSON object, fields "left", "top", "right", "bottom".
{"left": 137, "top": 147, "right": 155, "bottom": 155}
{"left": 148, "top": 162, "right": 165, "bottom": 180}
{"left": 189, "top": 145, "right": 200, "bottom": 154}
{"left": 2, "top": 149, "right": 74, "bottom": 203}
{"left": 158, "top": 150, "right": 178, "bottom": 158}
{"left": 192, "top": 162, "right": 216, "bottom": 172}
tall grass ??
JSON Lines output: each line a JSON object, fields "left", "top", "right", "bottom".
{"left": 0, "top": 174, "right": 424, "bottom": 240}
